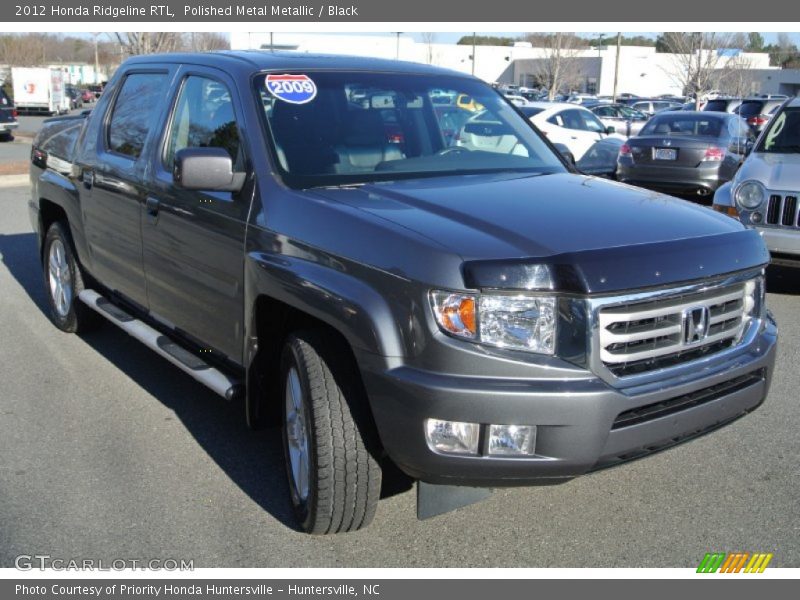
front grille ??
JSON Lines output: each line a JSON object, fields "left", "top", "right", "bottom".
{"left": 597, "top": 283, "right": 748, "bottom": 377}
{"left": 766, "top": 194, "right": 799, "bottom": 227}
{"left": 611, "top": 369, "right": 765, "bottom": 429}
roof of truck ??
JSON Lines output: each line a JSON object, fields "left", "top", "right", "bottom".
{"left": 123, "top": 50, "right": 475, "bottom": 79}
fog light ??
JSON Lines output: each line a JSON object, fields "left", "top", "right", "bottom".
{"left": 488, "top": 424, "right": 537, "bottom": 456}
{"left": 751, "top": 211, "right": 763, "bottom": 223}
{"left": 425, "top": 419, "right": 480, "bottom": 455}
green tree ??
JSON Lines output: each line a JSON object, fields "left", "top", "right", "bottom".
{"left": 747, "top": 32, "right": 765, "bottom": 52}
{"left": 456, "top": 35, "right": 516, "bottom": 46}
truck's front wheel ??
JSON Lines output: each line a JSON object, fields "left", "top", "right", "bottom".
{"left": 280, "top": 330, "right": 381, "bottom": 534}
{"left": 42, "top": 222, "right": 101, "bottom": 333}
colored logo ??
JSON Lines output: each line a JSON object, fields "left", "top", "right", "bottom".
{"left": 265, "top": 74, "right": 317, "bottom": 105}
{"left": 24, "top": 82, "right": 36, "bottom": 94}
{"left": 697, "top": 552, "right": 773, "bottom": 573}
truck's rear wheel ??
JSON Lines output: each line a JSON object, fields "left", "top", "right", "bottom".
{"left": 280, "top": 330, "right": 381, "bottom": 534}
{"left": 42, "top": 222, "right": 101, "bottom": 333}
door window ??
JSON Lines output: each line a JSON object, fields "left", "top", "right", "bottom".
{"left": 165, "top": 76, "right": 243, "bottom": 169}
{"left": 107, "top": 72, "right": 168, "bottom": 159}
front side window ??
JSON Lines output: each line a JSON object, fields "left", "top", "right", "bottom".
{"left": 165, "top": 76, "right": 242, "bottom": 169}
{"left": 257, "top": 71, "right": 564, "bottom": 188}
{"left": 758, "top": 107, "right": 800, "bottom": 153}
{"left": 107, "top": 72, "right": 168, "bottom": 158}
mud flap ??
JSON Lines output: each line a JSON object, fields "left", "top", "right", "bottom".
{"left": 416, "top": 481, "right": 493, "bottom": 520}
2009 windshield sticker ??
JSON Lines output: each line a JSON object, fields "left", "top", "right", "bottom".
{"left": 266, "top": 74, "right": 317, "bottom": 104}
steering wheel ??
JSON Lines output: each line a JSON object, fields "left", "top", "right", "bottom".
{"left": 436, "top": 146, "right": 471, "bottom": 156}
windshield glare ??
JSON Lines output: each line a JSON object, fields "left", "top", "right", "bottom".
{"left": 257, "top": 72, "right": 565, "bottom": 188}
{"left": 758, "top": 107, "right": 800, "bottom": 153}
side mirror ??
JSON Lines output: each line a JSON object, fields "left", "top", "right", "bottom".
{"left": 173, "top": 147, "right": 245, "bottom": 193}
{"left": 605, "top": 125, "right": 616, "bottom": 135}
{"left": 552, "top": 143, "right": 576, "bottom": 166}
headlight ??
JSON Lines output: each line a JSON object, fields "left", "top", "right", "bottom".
{"left": 430, "top": 291, "right": 556, "bottom": 355}
{"left": 735, "top": 181, "right": 766, "bottom": 210}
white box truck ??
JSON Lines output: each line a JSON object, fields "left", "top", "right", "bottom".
{"left": 12, "top": 67, "right": 66, "bottom": 115}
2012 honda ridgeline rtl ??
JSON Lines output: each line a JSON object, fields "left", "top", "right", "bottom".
{"left": 29, "top": 52, "right": 777, "bottom": 533}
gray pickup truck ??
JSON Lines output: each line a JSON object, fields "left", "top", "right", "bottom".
{"left": 29, "top": 52, "right": 777, "bottom": 534}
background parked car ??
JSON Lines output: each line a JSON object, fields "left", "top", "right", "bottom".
{"left": 590, "top": 103, "right": 650, "bottom": 137}
{"left": 735, "top": 98, "right": 786, "bottom": 135}
{"left": 523, "top": 101, "right": 623, "bottom": 160}
{"left": 556, "top": 137, "right": 625, "bottom": 179}
{"left": 712, "top": 97, "right": 800, "bottom": 267}
{"left": 617, "top": 111, "right": 754, "bottom": 200}
{"left": 504, "top": 94, "right": 530, "bottom": 107}
{"left": 80, "top": 89, "right": 94, "bottom": 104}
{"left": 0, "top": 88, "right": 19, "bottom": 141}
{"left": 65, "top": 86, "right": 82, "bottom": 110}
{"left": 629, "top": 99, "right": 686, "bottom": 116}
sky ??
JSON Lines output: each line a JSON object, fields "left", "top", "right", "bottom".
{"left": 406, "top": 32, "right": 800, "bottom": 44}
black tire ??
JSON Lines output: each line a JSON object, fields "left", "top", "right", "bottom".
{"left": 42, "top": 221, "right": 101, "bottom": 333}
{"left": 280, "top": 330, "right": 381, "bottom": 534}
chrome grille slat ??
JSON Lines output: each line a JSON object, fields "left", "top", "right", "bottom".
{"left": 598, "top": 283, "right": 747, "bottom": 367}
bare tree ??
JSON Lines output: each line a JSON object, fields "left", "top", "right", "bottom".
{"left": 113, "top": 32, "right": 185, "bottom": 57}
{"left": 773, "top": 32, "right": 797, "bottom": 66}
{"left": 0, "top": 34, "right": 49, "bottom": 67}
{"left": 659, "top": 32, "right": 746, "bottom": 107}
{"left": 189, "top": 33, "right": 230, "bottom": 52}
{"left": 523, "top": 33, "right": 587, "bottom": 100}
{"left": 714, "top": 54, "right": 757, "bottom": 98}
{"left": 421, "top": 32, "right": 437, "bottom": 64}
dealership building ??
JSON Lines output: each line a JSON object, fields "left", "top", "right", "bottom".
{"left": 231, "top": 32, "right": 796, "bottom": 97}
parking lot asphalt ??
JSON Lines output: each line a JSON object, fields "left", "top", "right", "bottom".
{"left": 0, "top": 185, "right": 798, "bottom": 568}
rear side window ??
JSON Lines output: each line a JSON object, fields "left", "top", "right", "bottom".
{"left": 164, "top": 76, "right": 242, "bottom": 169}
{"left": 107, "top": 72, "right": 168, "bottom": 158}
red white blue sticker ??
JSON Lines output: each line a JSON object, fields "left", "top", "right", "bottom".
{"left": 265, "top": 74, "right": 317, "bottom": 104}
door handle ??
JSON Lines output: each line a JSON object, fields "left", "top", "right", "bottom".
{"left": 146, "top": 196, "right": 160, "bottom": 219}
{"left": 82, "top": 169, "right": 94, "bottom": 189}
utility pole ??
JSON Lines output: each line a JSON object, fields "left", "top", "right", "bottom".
{"left": 396, "top": 32, "right": 401, "bottom": 60}
{"left": 93, "top": 33, "right": 99, "bottom": 83}
{"left": 695, "top": 32, "right": 703, "bottom": 110}
{"left": 598, "top": 33, "right": 604, "bottom": 57}
{"left": 612, "top": 32, "right": 621, "bottom": 103}
{"left": 471, "top": 32, "right": 476, "bottom": 76}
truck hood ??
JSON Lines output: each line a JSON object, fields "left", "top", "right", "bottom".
{"left": 312, "top": 172, "right": 768, "bottom": 293}
{"left": 736, "top": 152, "right": 800, "bottom": 191}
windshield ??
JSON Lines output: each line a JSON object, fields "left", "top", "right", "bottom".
{"left": 735, "top": 101, "right": 765, "bottom": 117}
{"left": 757, "top": 107, "right": 800, "bottom": 153}
{"left": 640, "top": 114, "right": 725, "bottom": 138}
{"left": 256, "top": 71, "right": 565, "bottom": 188}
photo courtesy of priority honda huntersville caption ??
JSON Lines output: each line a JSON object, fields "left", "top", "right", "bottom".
{"left": 29, "top": 51, "right": 777, "bottom": 534}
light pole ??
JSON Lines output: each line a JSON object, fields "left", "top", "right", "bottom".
{"left": 396, "top": 32, "right": 401, "bottom": 60}
{"left": 471, "top": 32, "right": 476, "bottom": 76}
{"left": 598, "top": 33, "right": 604, "bottom": 57}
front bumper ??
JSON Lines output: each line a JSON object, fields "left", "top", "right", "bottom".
{"left": 360, "top": 316, "right": 777, "bottom": 487}
{"left": 757, "top": 226, "right": 800, "bottom": 265}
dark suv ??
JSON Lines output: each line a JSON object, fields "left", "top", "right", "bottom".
{"left": 29, "top": 52, "right": 777, "bottom": 533}
{"left": 736, "top": 98, "right": 786, "bottom": 134}
{"left": 0, "top": 88, "right": 19, "bottom": 141}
